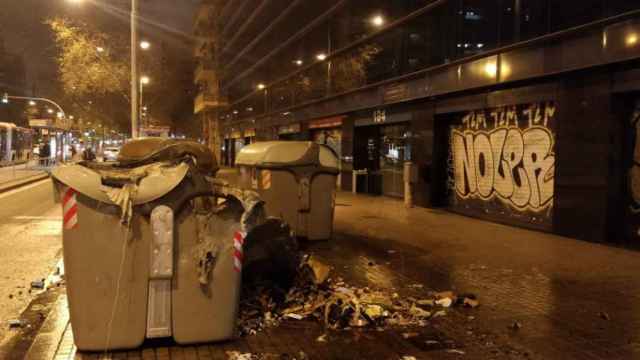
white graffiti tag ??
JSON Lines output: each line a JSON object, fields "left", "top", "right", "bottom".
{"left": 451, "top": 127, "right": 555, "bottom": 211}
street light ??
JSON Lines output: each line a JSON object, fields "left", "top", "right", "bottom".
{"left": 316, "top": 53, "right": 327, "bottom": 61}
{"left": 294, "top": 59, "right": 303, "bottom": 66}
{"left": 96, "top": 46, "right": 105, "bottom": 53}
{"left": 140, "top": 40, "right": 151, "bottom": 50}
{"left": 257, "top": 83, "right": 266, "bottom": 90}
{"left": 371, "top": 15, "right": 385, "bottom": 27}
{"left": 47, "top": 108, "right": 54, "bottom": 114}
{"left": 28, "top": 100, "right": 36, "bottom": 106}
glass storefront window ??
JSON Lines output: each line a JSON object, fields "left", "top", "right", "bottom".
{"left": 295, "top": 64, "right": 328, "bottom": 104}
{"left": 270, "top": 79, "right": 295, "bottom": 112}
{"left": 330, "top": 44, "right": 379, "bottom": 94}
{"left": 225, "top": 0, "right": 640, "bottom": 122}
{"left": 380, "top": 124, "right": 411, "bottom": 171}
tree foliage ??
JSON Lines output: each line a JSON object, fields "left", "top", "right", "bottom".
{"left": 48, "top": 18, "right": 129, "bottom": 101}
{"left": 47, "top": 17, "right": 196, "bottom": 136}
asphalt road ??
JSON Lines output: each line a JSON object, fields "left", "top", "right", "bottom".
{"left": 0, "top": 179, "right": 62, "bottom": 347}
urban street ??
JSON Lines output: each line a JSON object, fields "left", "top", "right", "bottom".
{"left": 2, "top": 1, "right": 640, "bottom": 359}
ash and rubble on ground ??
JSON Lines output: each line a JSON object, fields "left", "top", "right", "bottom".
{"left": 237, "top": 254, "right": 479, "bottom": 338}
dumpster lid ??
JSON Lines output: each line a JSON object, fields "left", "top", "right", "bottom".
{"left": 51, "top": 162, "right": 190, "bottom": 205}
{"left": 118, "top": 137, "right": 217, "bottom": 175}
{"left": 235, "top": 141, "right": 338, "bottom": 169}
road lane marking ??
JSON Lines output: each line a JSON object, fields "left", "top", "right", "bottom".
{"left": 12, "top": 216, "right": 61, "bottom": 220}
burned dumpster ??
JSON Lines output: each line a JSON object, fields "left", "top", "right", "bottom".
{"left": 233, "top": 141, "right": 339, "bottom": 241}
{"left": 50, "top": 138, "right": 271, "bottom": 351}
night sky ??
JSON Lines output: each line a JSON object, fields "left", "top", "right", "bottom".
{"left": 0, "top": 0, "right": 199, "bottom": 97}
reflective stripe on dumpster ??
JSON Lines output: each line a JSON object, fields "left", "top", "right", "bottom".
{"left": 233, "top": 231, "right": 246, "bottom": 272}
{"left": 62, "top": 187, "right": 78, "bottom": 230}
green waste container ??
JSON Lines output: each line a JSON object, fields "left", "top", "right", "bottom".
{"left": 234, "top": 141, "right": 339, "bottom": 240}
{"left": 50, "top": 139, "right": 264, "bottom": 351}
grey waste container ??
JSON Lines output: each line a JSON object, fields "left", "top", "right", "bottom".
{"left": 50, "top": 139, "right": 264, "bottom": 351}
{"left": 234, "top": 141, "right": 339, "bottom": 240}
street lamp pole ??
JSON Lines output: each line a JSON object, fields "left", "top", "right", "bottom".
{"left": 131, "top": 0, "right": 139, "bottom": 139}
{"left": 3, "top": 95, "right": 67, "bottom": 119}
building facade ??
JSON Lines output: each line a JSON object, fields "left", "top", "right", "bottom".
{"left": 194, "top": 0, "right": 640, "bottom": 245}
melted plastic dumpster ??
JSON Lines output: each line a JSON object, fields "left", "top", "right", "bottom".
{"left": 234, "top": 141, "right": 339, "bottom": 240}
{"left": 50, "top": 138, "right": 265, "bottom": 351}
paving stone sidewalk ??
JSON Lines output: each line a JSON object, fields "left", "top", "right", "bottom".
{"left": 50, "top": 192, "right": 640, "bottom": 359}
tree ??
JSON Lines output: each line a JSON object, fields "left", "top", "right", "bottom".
{"left": 47, "top": 17, "right": 196, "bottom": 136}
{"left": 47, "top": 17, "right": 130, "bottom": 133}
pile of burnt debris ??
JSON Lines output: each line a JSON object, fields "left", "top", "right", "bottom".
{"left": 238, "top": 255, "right": 479, "bottom": 336}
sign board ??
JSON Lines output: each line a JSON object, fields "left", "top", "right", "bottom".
{"left": 244, "top": 128, "right": 256, "bottom": 137}
{"left": 278, "top": 123, "right": 301, "bottom": 135}
{"left": 373, "top": 109, "right": 386, "bottom": 124}
{"left": 29, "top": 119, "right": 52, "bottom": 128}
{"left": 140, "top": 126, "right": 171, "bottom": 138}
{"left": 309, "top": 116, "right": 344, "bottom": 129}
{"left": 383, "top": 83, "right": 408, "bottom": 103}
{"left": 230, "top": 130, "right": 243, "bottom": 139}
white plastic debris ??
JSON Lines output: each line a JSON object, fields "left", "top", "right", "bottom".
{"left": 435, "top": 297, "right": 453, "bottom": 308}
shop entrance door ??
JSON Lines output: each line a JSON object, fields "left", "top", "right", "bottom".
{"left": 353, "top": 125, "right": 381, "bottom": 194}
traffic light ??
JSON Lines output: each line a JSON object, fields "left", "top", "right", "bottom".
{"left": 1, "top": 93, "right": 8, "bottom": 104}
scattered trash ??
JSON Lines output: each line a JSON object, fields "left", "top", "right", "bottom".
{"left": 47, "top": 274, "right": 64, "bottom": 288}
{"left": 463, "top": 297, "right": 480, "bottom": 308}
{"left": 409, "top": 305, "right": 431, "bottom": 318}
{"left": 226, "top": 352, "right": 253, "bottom": 360}
{"left": 305, "top": 256, "right": 331, "bottom": 285}
{"left": 364, "top": 304, "right": 387, "bottom": 319}
{"left": 446, "top": 349, "right": 466, "bottom": 355}
{"left": 435, "top": 298, "right": 453, "bottom": 308}
{"left": 416, "top": 299, "right": 434, "bottom": 306}
{"left": 432, "top": 310, "right": 447, "bottom": 318}
{"left": 8, "top": 294, "right": 13, "bottom": 299}
{"left": 598, "top": 312, "right": 610, "bottom": 321}
{"left": 284, "top": 313, "right": 303, "bottom": 320}
{"left": 8, "top": 319, "right": 23, "bottom": 328}
{"left": 225, "top": 351, "right": 308, "bottom": 360}
{"left": 237, "top": 255, "right": 478, "bottom": 336}
{"left": 30, "top": 279, "right": 45, "bottom": 290}
{"left": 509, "top": 321, "right": 522, "bottom": 331}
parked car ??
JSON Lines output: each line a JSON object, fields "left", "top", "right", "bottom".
{"left": 102, "top": 146, "right": 120, "bottom": 162}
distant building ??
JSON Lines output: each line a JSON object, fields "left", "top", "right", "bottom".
{"left": 195, "top": 1, "right": 640, "bottom": 245}
{"left": 193, "top": 0, "right": 226, "bottom": 158}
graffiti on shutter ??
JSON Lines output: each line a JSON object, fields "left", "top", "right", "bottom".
{"left": 447, "top": 101, "right": 556, "bottom": 229}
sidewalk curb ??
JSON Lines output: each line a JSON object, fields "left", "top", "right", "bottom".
{"left": 0, "top": 173, "right": 50, "bottom": 194}
{"left": 24, "top": 295, "right": 69, "bottom": 360}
